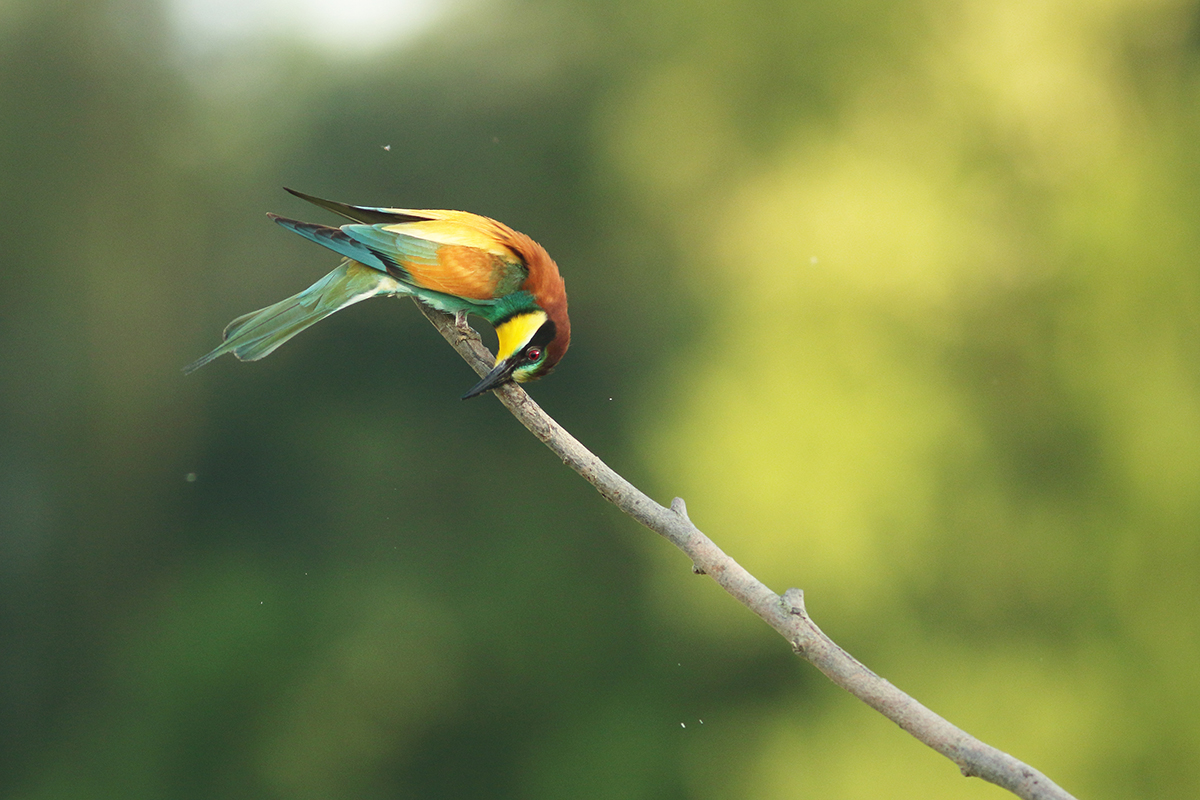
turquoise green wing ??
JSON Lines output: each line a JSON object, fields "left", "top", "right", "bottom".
{"left": 269, "top": 215, "right": 447, "bottom": 285}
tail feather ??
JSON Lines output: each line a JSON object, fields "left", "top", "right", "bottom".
{"left": 184, "top": 259, "right": 405, "bottom": 373}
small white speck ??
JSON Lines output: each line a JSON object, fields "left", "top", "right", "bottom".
{"left": 680, "top": 722, "right": 686, "bottom": 728}
{"left": 382, "top": 144, "right": 391, "bottom": 151}
{"left": 699, "top": 719, "right": 704, "bottom": 725}
{"left": 809, "top": 256, "right": 819, "bottom": 265}
{"left": 185, "top": 472, "right": 197, "bottom": 483}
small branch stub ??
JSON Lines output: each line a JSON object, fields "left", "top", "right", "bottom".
{"left": 670, "top": 496, "right": 691, "bottom": 521}
{"left": 782, "top": 587, "right": 806, "bottom": 616}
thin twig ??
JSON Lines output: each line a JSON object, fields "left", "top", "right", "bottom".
{"left": 416, "top": 299, "right": 1078, "bottom": 800}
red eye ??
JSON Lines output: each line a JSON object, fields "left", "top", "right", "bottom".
{"left": 526, "top": 347, "right": 542, "bottom": 362}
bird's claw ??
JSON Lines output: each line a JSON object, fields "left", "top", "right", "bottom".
{"left": 452, "top": 310, "right": 475, "bottom": 343}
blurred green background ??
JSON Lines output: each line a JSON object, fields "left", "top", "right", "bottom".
{"left": 3, "top": 0, "right": 1199, "bottom": 797}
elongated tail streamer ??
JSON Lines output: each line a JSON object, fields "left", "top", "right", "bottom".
{"left": 183, "top": 259, "right": 404, "bottom": 373}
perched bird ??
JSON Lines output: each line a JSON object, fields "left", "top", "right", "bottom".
{"left": 185, "top": 188, "right": 569, "bottom": 398}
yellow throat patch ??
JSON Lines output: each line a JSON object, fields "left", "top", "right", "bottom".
{"left": 494, "top": 310, "right": 548, "bottom": 364}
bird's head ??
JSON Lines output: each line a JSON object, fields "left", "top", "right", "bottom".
{"left": 462, "top": 308, "right": 567, "bottom": 399}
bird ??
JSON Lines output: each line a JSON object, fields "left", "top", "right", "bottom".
{"left": 184, "top": 188, "right": 569, "bottom": 399}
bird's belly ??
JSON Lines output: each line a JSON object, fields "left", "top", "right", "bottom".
{"left": 408, "top": 287, "right": 487, "bottom": 317}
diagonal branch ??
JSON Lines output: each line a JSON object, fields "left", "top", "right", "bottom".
{"left": 415, "top": 299, "right": 1078, "bottom": 800}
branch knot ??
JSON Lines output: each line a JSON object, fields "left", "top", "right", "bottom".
{"left": 781, "top": 587, "right": 807, "bottom": 616}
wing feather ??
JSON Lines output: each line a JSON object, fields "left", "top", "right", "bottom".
{"left": 342, "top": 224, "right": 526, "bottom": 301}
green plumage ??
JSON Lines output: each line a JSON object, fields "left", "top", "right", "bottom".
{"left": 183, "top": 259, "right": 401, "bottom": 373}
{"left": 185, "top": 189, "right": 570, "bottom": 399}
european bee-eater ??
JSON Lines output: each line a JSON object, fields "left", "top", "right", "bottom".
{"left": 185, "top": 189, "right": 569, "bottom": 398}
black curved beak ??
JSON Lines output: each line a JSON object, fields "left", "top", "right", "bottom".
{"left": 461, "top": 358, "right": 519, "bottom": 400}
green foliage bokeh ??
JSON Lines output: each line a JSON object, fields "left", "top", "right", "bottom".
{"left": 3, "top": 0, "right": 1199, "bottom": 798}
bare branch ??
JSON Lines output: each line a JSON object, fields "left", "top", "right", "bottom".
{"left": 416, "top": 299, "right": 1078, "bottom": 800}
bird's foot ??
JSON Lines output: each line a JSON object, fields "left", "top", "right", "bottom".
{"left": 453, "top": 310, "right": 475, "bottom": 343}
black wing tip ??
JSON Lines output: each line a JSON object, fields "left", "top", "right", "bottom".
{"left": 282, "top": 187, "right": 335, "bottom": 211}
{"left": 279, "top": 187, "right": 429, "bottom": 226}
{"left": 266, "top": 212, "right": 306, "bottom": 227}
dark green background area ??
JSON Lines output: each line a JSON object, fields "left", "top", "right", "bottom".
{"left": 3, "top": 1, "right": 1199, "bottom": 798}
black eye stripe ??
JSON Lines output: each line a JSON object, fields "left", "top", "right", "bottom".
{"left": 529, "top": 320, "right": 556, "bottom": 348}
